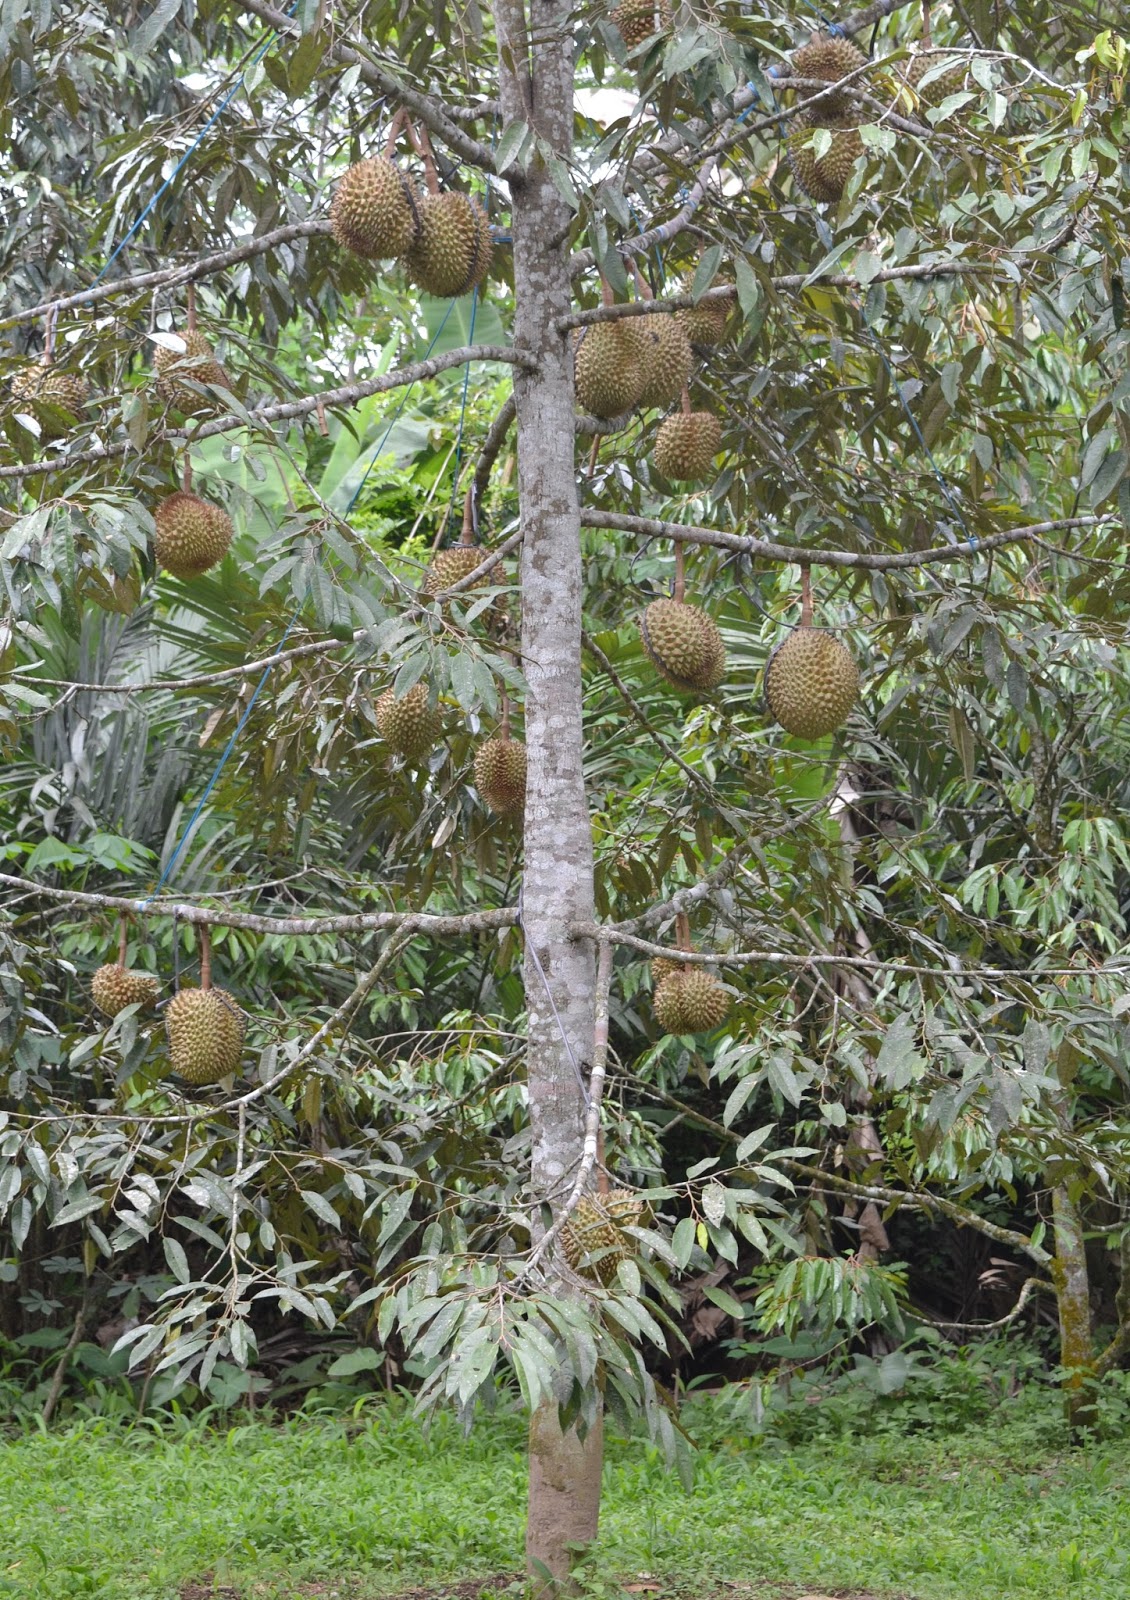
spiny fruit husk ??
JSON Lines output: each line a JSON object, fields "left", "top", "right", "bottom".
{"left": 653, "top": 967, "right": 731, "bottom": 1035}
{"left": 423, "top": 545, "right": 488, "bottom": 597}
{"left": 560, "top": 1188, "right": 644, "bottom": 1285}
{"left": 636, "top": 313, "right": 693, "bottom": 410}
{"left": 406, "top": 191, "right": 492, "bottom": 298}
{"left": 677, "top": 299, "right": 729, "bottom": 347}
{"left": 765, "top": 625, "right": 860, "bottom": 739}
{"left": 154, "top": 330, "right": 229, "bottom": 412}
{"left": 473, "top": 736, "right": 527, "bottom": 816}
{"left": 165, "top": 987, "right": 245, "bottom": 1085}
{"left": 612, "top": 0, "right": 671, "bottom": 48}
{"left": 904, "top": 53, "right": 966, "bottom": 107}
{"left": 154, "top": 492, "right": 234, "bottom": 580}
{"left": 330, "top": 158, "right": 420, "bottom": 259}
{"left": 574, "top": 319, "right": 649, "bottom": 418}
{"left": 650, "top": 954, "right": 681, "bottom": 986}
{"left": 91, "top": 963, "right": 160, "bottom": 1019}
{"left": 653, "top": 410, "right": 722, "bottom": 481}
{"left": 376, "top": 681, "right": 442, "bottom": 760}
{"left": 10, "top": 362, "right": 89, "bottom": 437}
{"left": 787, "top": 117, "right": 865, "bottom": 204}
{"left": 791, "top": 32, "right": 866, "bottom": 120}
{"left": 639, "top": 599, "right": 726, "bottom": 693}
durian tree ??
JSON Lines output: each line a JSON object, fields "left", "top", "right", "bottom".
{"left": 4, "top": 0, "right": 1130, "bottom": 1587}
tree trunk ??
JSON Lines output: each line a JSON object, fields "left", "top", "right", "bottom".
{"left": 1051, "top": 1183, "right": 1096, "bottom": 1437}
{"left": 494, "top": 0, "right": 601, "bottom": 1586}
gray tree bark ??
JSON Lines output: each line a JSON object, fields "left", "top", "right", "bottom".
{"left": 494, "top": 0, "right": 602, "bottom": 1587}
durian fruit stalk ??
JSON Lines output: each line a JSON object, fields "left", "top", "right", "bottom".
{"left": 330, "top": 154, "right": 420, "bottom": 260}
{"left": 560, "top": 1188, "right": 643, "bottom": 1284}
{"left": 165, "top": 925, "right": 245, "bottom": 1086}
{"left": 790, "top": 31, "right": 867, "bottom": 120}
{"left": 92, "top": 917, "right": 159, "bottom": 1018}
{"left": 376, "top": 680, "right": 442, "bottom": 760}
{"left": 10, "top": 360, "right": 90, "bottom": 438}
{"left": 154, "top": 470, "right": 233, "bottom": 580}
{"left": 765, "top": 608, "right": 860, "bottom": 739}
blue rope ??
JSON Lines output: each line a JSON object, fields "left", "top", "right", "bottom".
{"left": 93, "top": 4, "right": 297, "bottom": 289}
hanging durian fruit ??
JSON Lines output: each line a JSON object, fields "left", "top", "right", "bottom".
{"left": 560, "top": 1188, "right": 643, "bottom": 1284}
{"left": 376, "top": 681, "right": 442, "bottom": 760}
{"left": 653, "top": 402, "right": 721, "bottom": 481}
{"left": 406, "top": 182, "right": 492, "bottom": 297}
{"left": 154, "top": 476, "right": 233, "bottom": 580}
{"left": 787, "top": 116, "right": 865, "bottom": 204}
{"left": 11, "top": 361, "right": 89, "bottom": 438}
{"left": 765, "top": 625, "right": 859, "bottom": 739}
{"left": 473, "top": 703, "right": 527, "bottom": 817}
{"left": 903, "top": 53, "right": 967, "bottom": 107}
{"left": 154, "top": 329, "right": 229, "bottom": 411}
{"left": 330, "top": 154, "right": 420, "bottom": 260}
{"left": 92, "top": 917, "right": 160, "bottom": 1018}
{"left": 424, "top": 489, "right": 491, "bottom": 598}
{"left": 677, "top": 297, "right": 729, "bottom": 348}
{"left": 650, "top": 915, "right": 731, "bottom": 1036}
{"left": 636, "top": 312, "right": 694, "bottom": 411}
{"left": 165, "top": 925, "right": 245, "bottom": 1086}
{"left": 612, "top": 0, "right": 671, "bottom": 49}
{"left": 791, "top": 31, "right": 866, "bottom": 119}
{"left": 574, "top": 317, "right": 649, "bottom": 418}
{"left": 640, "top": 597, "right": 725, "bottom": 693}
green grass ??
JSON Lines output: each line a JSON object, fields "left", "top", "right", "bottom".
{"left": 0, "top": 1402, "right": 1126, "bottom": 1600}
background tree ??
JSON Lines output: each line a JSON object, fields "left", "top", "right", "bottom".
{"left": 3, "top": 0, "right": 1130, "bottom": 1590}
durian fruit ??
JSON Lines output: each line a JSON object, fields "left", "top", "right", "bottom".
{"left": 904, "top": 53, "right": 966, "bottom": 107}
{"left": 612, "top": 0, "right": 671, "bottom": 48}
{"left": 154, "top": 491, "right": 233, "bottom": 580}
{"left": 473, "top": 736, "right": 527, "bottom": 816}
{"left": 330, "top": 157, "right": 420, "bottom": 260}
{"left": 787, "top": 116, "right": 865, "bottom": 204}
{"left": 154, "top": 331, "right": 229, "bottom": 411}
{"left": 423, "top": 544, "right": 488, "bottom": 597}
{"left": 765, "top": 626, "right": 859, "bottom": 739}
{"left": 10, "top": 362, "right": 90, "bottom": 437}
{"left": 574, "top": 319, "right": 649, "bottom": 418}
{"left": 653, "top": 410, "right": 722, "bottom": 481}
{"left": 639, "top": 598, "right": 726, "bottom": 693}
{"left": 92, "top": 963, "right": 160, "bottom": 1019}
{"left": 677, "top": 299, "right": 729, "bottom": 347}
{"left": 376, "top": 681, "right": 442, "bottom": 760}
{"left": 165, "top": 986, "right": 246, "bottom": 1086}
{"left": 636, "top": 313, "right": 693, "bottom": 411}
{"left": 653, "top": 966, "right": 731, "bottom": 1035}
{"left": 560, "top": 1188, "right": 643, "bottom": 1284}
{"left": 791, "top": 31, "right": 866, "bottom": 119}
{"left": 405, "top": 191, "right": 492, "bottom": 298}
{"left": 650, "top": 954, "right": 681, "bottom": 986}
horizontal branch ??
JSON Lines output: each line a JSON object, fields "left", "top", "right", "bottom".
{"left": 12, "top": 636, "right": 347, "bottom": 696}
{"left": 0, "top": 220, "right": 331, "bottom": 334}
{"left": 239, "top": 0, "right": 495, "bottom": 172}
{"left": 0, "top": 345, "right": 533, "bottom": 481}
{"left": 0, "top": 872, "right": 518, "bottom": 937}
{"left": 578, "top": 508, "right": 1113, "bottom": 572}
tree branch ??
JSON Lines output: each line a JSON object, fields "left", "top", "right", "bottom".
{"left": 238, "top": 0, "right": 495, "bottom": 171}
{"left": 578, "top": 508, "right": 1113, "bottom": 574}
{"left": 0, "top": 873, "right": 517, "bottom": 937}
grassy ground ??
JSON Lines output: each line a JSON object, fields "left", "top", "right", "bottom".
{"left": 1, "top": 1402, "right": 1126, "bottom": 1600}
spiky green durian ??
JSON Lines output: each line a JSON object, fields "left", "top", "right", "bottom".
{"left": 653, "top": 967, "right": 731, "bottom": 1034}
{"left": 904, "top": 53, "right": 967, "bottom": 107}
{"left": 10, "top": 362, "right": 89, "bottom": 437}
{"left": 791, "top": 32, "right": 867, "bottom": 119}
{"left": 560, "top": 1188, "right": 643, "bottom": 1284}
{"left": 473, "top": 736, "right": 527, "bottom": 816}
{"left": 653, "top": 410, "right": 722, "bottom": 481}
{"left": 154, "top": 330, "right": 229, "bottom": 411}
{"left": 153, "top": 492, "right": 233, "bottom": 580}
{"left": 376, "top": 681, "right": 442, "bottom": 759}
{"left": 636, "top": 313, "right": 693, "bottom": 410}
{"left": 165, "top": 987, "right": 245, "bottom": 1085}
{"left": 612, "top": 0, "right": 671, "bottom": 48}
{"left": 765, "top": 626, "right": 859, "bottom": 739}
{"left": 330, "top": 158, "right": 420, "bottom": 259}
{"left": 639, "top": 599, "right": 725, "bottom": 693}
{"left": 91, "top": 964, "right": 160, "bottom": 1019}
{"left": 423, "top": 545, "right": 488, "bottom": 597}
{"left": 574, "top": 319, "right": 649, "bottom": 418}
{"left": 677, "top": 299, "right": 729, "bottom": 347}
{"left": 787, "top": 116, "right": 865, "bottom": 204}
{"left": 406, "top": 191, "right": 492, "bottom": 297}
